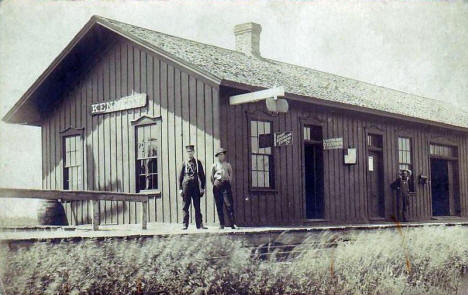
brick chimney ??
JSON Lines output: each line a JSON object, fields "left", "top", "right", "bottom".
{"left": 234, "top": 22, "right": 262, "bottom": 57}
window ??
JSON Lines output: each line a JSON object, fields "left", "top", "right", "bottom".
{"left": 430, "top": 144, "right": 457, "bottom": 158}
{"left": 136, "top": 123, "right": 160, "bottom": 192}
{"left": 398, "top": 137, "right": 415, "bottom": 192}
{"left": 368, "top": 134, "right": 382, "bottom": 148}
{"left": 63, "top": 135, "right": 83, "bottom": 190}
{"left": 304, "top": 126, "right": 322, "bottom": 142}
{"left": 250, "top": 120, "right": 274, "bottom": 189}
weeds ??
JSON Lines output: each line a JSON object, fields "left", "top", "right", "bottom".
{"left": 0, "top": 226, "right": 467, "bottom": 294}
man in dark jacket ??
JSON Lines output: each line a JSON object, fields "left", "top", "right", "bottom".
{"left": 391, "top": 169, "right": 411, "bottom": 222}
{"left": 178, "top": 145, "right": 206, "bottom": 230}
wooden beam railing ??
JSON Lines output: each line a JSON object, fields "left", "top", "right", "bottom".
{"left": 0, "top": 188, "right": 156, "bottom": 230}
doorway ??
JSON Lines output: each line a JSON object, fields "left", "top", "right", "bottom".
{"left": 367, "top": 133, "right": 385, "bottom": 219}
{"left": 431, "top": 158, "right": 460, "bottom": 216}
{"left": 367, "top": 150, "right": 385, "bottom": 218}
{"left": 303, "top": 125, "right": 324, "bottom": 219}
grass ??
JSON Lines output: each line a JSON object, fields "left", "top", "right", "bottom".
{"left": 0, "top": 226, "right": 467, "bottom": 294}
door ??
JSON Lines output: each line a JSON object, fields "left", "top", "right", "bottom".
{"left": 303, "top": 125, "right": 324, "bottom": 219}
{"left": 431, "top": 159, "right": 460, "bottom": 216}
{"left": 367, "top": 151, "right": 384, "bottom": 218}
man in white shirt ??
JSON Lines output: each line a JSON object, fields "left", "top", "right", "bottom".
{"left": 211, "top": 148, "right": 236, "bottom": 229}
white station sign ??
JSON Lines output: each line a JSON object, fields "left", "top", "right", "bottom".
{"left": 91, "top": 92, "right": 147, "bottom": 115}
{"left": 229, "top": 86, "right": 288, "bottom": 113}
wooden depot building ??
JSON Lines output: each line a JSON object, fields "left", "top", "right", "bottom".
{"left": 3, "top": 16, "right": 468, "bottom": 226}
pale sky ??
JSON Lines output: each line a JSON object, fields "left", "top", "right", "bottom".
{"left": 0, "top": 0, "right": 467, "bottom": 216}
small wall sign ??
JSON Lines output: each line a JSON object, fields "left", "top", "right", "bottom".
{"left": 275, "top": 131, "right": 293, "bottom": 146}
{"left": 91, "top": 92, "right": 147, "bottom": 115}
{"left": 323, "top": 137, "right": 343, "bottom": 150}
{"left": 368, "top": 156, "right": 374, "bottom": 171}
{"left": 344, "top": 148, "right": 357, "bottom": 165}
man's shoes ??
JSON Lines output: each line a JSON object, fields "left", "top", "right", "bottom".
{"left": 231, "top": 224, "right": 236, "bottom": 229}
{"left": 219, "top": 225, "right": 225, "bottom": 229}
{"left": 197, "top": 225, "right": 208, "bottom": 229}
{"left": 182, "top": 225, "right": 188, "bottom": 230}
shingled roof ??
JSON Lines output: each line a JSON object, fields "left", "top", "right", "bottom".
{"left": 97, "top": 16, "right": 468, "bottom": 130}
{"left": 4, "top": 15, "right": 468, "bottom": 130}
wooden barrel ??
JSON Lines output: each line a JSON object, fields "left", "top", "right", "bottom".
{"left": 37, "top": 200, "right": 68, "bottom": 225}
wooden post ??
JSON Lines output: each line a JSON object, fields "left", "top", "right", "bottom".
{"left": 92, "top": 199, "right": 100, "bottom": 231}
{"left": 142, "top": 199, "right": 148, "bottom": 230}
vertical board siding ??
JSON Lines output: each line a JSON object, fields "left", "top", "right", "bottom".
{"left": 220, "top": 97, "right": 468, "bottom": 226}
{"left": 41, "top": 38, "right": 468, "bottom": 227}
{"left": 42, "top": 39, "right": 219, "bottom": 225}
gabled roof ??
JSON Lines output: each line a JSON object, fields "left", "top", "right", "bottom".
{"left": 4, "top": 15, "right": 468, "bottom": 131}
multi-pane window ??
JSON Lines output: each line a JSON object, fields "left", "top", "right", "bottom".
{"left": 63, "top": 135, "right": 82, "bottom": 190}
{"left": 398, "top": 137, "right": 415, "bottom": 191}
{"left": 368, "top": 134, "right": 383, "bottom": 148}
{"left": 136, "top": 124, "right": 159, "bottom": 192}
{"left": 250, "top": 120, "right": 274, "bottom": 189}
{"left": 304, "top": 126, "right": 322, "bottom": 142}
{"left": 430, "top": 144, "right": 457, "bottom": 158}
{"left": 398, "top": 137, "right": 412, "bottom": 171}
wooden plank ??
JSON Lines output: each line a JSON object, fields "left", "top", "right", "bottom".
{"left": 73, "top": 85, "right": 82, "bottom": 224}
{"left": 114, "top": 43, "right": 123, "bottom": 224}
{"left": 285, "top": 108, "right": 297, "bottom": 224}
{"left": 229, "top": 86, "right": 284, "bottom": 105}
{"left": 196, "top": 79, "right": 206, "bottom": 223}
{"left": 142, "top": 200, "right": 148, "bottom": 230}
{"left": 92, "top": 200, "right": 100, "bottom": 231}
{"left": 211, "top": 87, "right": 221, "bottom": 224}
{"left": 174, "top": 68, "right": 183, "bottom": 223}
{"left": 168, "top": 65, "right": 177, "bottom": 223}
{"left": 291, "top": 109, "right": 302, "bottom": 224}
{"left": 128, "top": 43, "right": 136, "bottom": 223}
{"left": 279, "top": 112, "right": 288, "bottom": 224}
{"left": 120, "top": 42, "right": 130, "bottom": 224}
{"left": 147, "top": 55, "right": 156, "bottom": 223}
{"left": 109, "top": 44, "right": 117, "bottom": 224}
{"left": 135, "top": 48, "right": 146, "bottom": 224}
{"left": 0, "top": 188, "right": 154, "bottom": 201}
{"left": 160, "top": 61, "right": 169, "bottom": 223}
{"left": 154, "top": 58, "right": 163, "bottom": 222}
{"left": 326, "top": 113, "right": 335, "bottom": 221}
{"left": 349, "top": 117, "right": 357, "bottom": 221}
{"left": 232, "top": 103, "right": 243, "bottom": 225}
{"left": 343, "top": 116, "right": 350, "bottom": 221}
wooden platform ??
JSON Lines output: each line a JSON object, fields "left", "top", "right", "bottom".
{"left": 1, "top": 220, "right": 467, "bottom": 246}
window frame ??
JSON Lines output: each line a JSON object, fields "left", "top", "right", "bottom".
{"left": 132, "top": 116, "right": 162, "bottom": 193}
{"left": 247, "top": 114, "right": 276, "bottom": 192}
{"left": 60, "top": 127, "right": 85, "bottom": 191}
{"left": 396, "top": 135, "right": 416, "bottom": 193}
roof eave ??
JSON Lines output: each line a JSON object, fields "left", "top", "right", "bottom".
{"left": 2, "top": 15, "right": 103, "bottom": 125}
{"left": 220, "top": 79, "right": 468, "bottom": 133}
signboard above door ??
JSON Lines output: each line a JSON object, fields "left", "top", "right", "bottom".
{"left": 90, "top": 92, "right": 147, "bottom": 115}
{"left": 323, "top": 137, "right": 343, "bottom": 150}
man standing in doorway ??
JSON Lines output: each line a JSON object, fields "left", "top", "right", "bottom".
{"left": 211, "top": 148, "right": 236, "bottom": 229}
{"left": 391, "top": 169, "right": 411, "bottom": 222}
{"left": 179, "top": 145, "right": 207, "bottom": 230}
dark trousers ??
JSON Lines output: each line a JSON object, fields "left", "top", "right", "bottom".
{"left": 397, "top": 193, "right": 409, "bottom": 222}
{"left": 182, "top": 180, "right": 202, "bottom": 227}
{"left": 213, "top": 180, "right": 235, "bottom": 226}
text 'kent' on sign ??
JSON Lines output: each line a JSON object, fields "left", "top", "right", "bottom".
{"left": 91, "top": 92, "right": 147, "bottom": 115}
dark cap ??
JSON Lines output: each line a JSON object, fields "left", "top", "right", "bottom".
{"left": 185, "top": 145, "right": 195, "bottom": 151}
{"left": 215, "top": 148, "right": 227, "bottom": 157}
